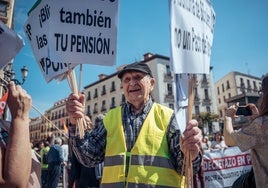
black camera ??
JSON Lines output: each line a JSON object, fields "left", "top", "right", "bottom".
{"left": 236, "top": 106, "right": 252, "bottom": 116}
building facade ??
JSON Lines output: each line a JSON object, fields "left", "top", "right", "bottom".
{"left": 0, "top": 0, "right": 14, "bottom": 28}
{"left": 215, "top": 71, "right": 262, "bottom": 118}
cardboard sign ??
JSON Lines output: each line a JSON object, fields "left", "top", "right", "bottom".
{"left": 24, "top": 0, "right": 74, "bottom": 82}
{"left": 170, "top": 0, "right": 216, "bottom": 74}
{"left": 24, "top": 0, "right": 119, "bottom": 82}
{"left": 0, "top": 21, "right": 24, "bottom": 68}
{"left": 48, "top": 0, "right": 119, "bottom": 66}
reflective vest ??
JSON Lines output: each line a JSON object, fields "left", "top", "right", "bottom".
{"left": 102, "top": 103, "right": 184, "bottom": 188}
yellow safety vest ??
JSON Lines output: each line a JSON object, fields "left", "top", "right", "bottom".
{"left": 102, "top": 103, "right": 184, "bottom": 188}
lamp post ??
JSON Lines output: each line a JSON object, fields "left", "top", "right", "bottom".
{"left": 5, "top": 65, "right": 29, "bottom": 85}
{"left": 1, "top": 65, "right": 29, "bottom": 120}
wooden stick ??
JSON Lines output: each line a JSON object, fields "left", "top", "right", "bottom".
{"left": 67, "top": 68, "right": 86, "bottom": 138}
{"left": 184, "top": 74, "right": 195, "bottom": 188}
{"left": 32, "top": 104, "right": 68, "bottom": 138}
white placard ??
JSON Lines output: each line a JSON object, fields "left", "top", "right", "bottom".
{"left": 24, "top": 0, "right": 74, "bottom": 82}
{"left": 48, "top": 0, "right": 119, "bottom": 66}
{"left": 170, "top": 0, "right": 216, "bottom": 74}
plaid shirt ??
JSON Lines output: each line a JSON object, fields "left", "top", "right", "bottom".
{"left": 69, "top": 98, "right": 202, "bottom": 174}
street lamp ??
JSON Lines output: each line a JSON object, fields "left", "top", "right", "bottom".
{"left": 5, "top": 65, "right": 28, "bottom": 85}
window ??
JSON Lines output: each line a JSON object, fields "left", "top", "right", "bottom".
{"left": 247, "top": 79, "right": 252, "bottom": 91}
{"left": 204, "top": 89, "right": 209, "bottom": 99}
{"left": 195, "top": 106, "right": 200, "bottom": 114}
{"left": 87, "top": 91, "right": 91, "bottom": 100}
{"left": 206, "top": 106, "right": 211, "bottom": 112}
{"left": 202, "top": 74, "right": 207, "bottom": 82}
{"left": 217, "top": 87, "right": 220, "bottom": 95}
{"left": 0, "top": 1, "right": 8, "bottom": 17}
{"left": 167, "top": 83, "right": 173, "bottom": 95}
{"left": 218, "top": 98, "right": 221, "bottom": 104}
{"left": 240, "top": 78, "right": 245, "bottom": 93}
{"left": 93, "top": 103, "right": 98, "bottom": 114}
{"left": 110, "top": 81, "right": 116, "bottom": 92}
{"left": 110, "top": 97, "right": 116, "bottom": 109}
{"left": 86, "top": 106, "right": 91, "bottom": 116}
{"left": 166, "top": 65, "right": 171, "bottom": 76}
{"left": 221, "top": 83, "right": 225, "bottom": 92}
{"left": 253, "top": 81, "right": 257, "bottom": 91}
{"left": 102, "top": 85, "right": 106, "bottom": 95}
{"left": 94, "top": 88, "right": 98, "bottom": 98}
{"left": 226, "top": 80, "right": 230, "bottom": 89}
{"left": 101, "top": 100, "right": 106, "bottom": 111}
{"left": 194, "top": 88, "right": 199, "bottom": 101}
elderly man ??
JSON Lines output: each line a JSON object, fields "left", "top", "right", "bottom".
{"left": 66, "top": 62, "right": 202, "bottom": 188}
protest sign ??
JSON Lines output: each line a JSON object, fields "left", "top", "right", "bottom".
{"left": 48, "top": 0, "right": 119, "bottom": 66}
{"left": 203, "top": 147, "right": 252, "bottom": 188}
{"left": 170, "top": 0, "right": 216, "bottom": 74}
{"left": 0, "top": 21, "right": 24, "bottom": 68}
{"left": 24, "top": 0, "right": 74, "bottom": 82}
{"left": 169, "top": 1, "right": 216, "bottom": 186}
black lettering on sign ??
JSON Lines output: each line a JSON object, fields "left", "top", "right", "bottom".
{"left": 25, "top": 24, "right": 32, "bottom": 41}
{"left": 36, "top": 34, "right": 48, "bottom": 49}
{"left": 39, "top": 57, "right": 68, "bottom": 75}
{"left": 54, "top": 33, "right": 112, "bottom": 55}
{"left": 39, "top": 4, "right": 50, "bottom": 28}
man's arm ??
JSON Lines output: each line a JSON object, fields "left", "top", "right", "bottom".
{"left": 223, "top": 116, "right": 237, "bottom": 146}
{"left": 0, "top": 82, "right": 32, "bottom": 187}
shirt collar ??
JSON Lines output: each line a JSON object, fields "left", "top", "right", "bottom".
{"left": 125, "top": 97, "right": 153, "bottom": 116}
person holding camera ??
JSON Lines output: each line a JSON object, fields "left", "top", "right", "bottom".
{"left": 224, "top": 74, "right": 268, "bottom": 188}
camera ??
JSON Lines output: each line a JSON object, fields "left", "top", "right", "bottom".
{"left": 236, "top": 106, "right": 252, "bottom": 116}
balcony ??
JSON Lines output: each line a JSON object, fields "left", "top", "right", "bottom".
{"left": 164, "top": 94, "right": 175, "bottom": 103}
{"left": 202, "top": 98, "right": 211, "bottom": 105}
{"left": 164, "top": 73, "right": 173, "bottom": 82}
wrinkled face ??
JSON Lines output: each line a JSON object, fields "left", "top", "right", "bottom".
{"left": 121, "top": 71, "right": 155, "bottom": 106}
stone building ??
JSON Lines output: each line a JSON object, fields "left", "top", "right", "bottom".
{"left": 215, "top": 71, "right": 262, "bottom": 118}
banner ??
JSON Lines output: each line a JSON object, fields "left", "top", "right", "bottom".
{"left": 0, "top": 21, "right": 24, "bottom": 69}
{"left": 203, "top": 147, "right": 252, "bottom": 188}
{"left": 170, "top": 0, "right": 216, "bottom": 74}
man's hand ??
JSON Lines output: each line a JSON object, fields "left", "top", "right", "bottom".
{"left": 66, "top": 93, "right": 86, "bottom": 125}
{"left": 180, "top": 119, "right": 202, "bottom": 160}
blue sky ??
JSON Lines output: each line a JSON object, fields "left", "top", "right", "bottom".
{"left": 13, "top": 0, "right": 268, "bottom": 117}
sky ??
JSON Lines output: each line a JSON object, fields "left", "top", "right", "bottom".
{"left": 12, "top": 0, "right": 268, "bottom": 118}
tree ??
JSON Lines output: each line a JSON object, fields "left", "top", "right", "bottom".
{"left": 194, "top": 112, "right": 219, "bottom": 135}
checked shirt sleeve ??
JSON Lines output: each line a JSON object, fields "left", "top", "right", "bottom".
{"left": 69, "top": 121, "right": 107, "bottom": 168}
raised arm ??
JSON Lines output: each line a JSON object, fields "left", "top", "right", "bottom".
{"left": 0, "top": 81, "right": 32, "bottom": 187}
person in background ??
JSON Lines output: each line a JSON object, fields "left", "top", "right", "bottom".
{"left": 61, "top": 137, "right": 69, "bottom": 188}
{"left": 40, "top": 141, "right": 50, "bottom": 188}
{"left": 0, "top": 81, "right": 41, "bottom": 187}
{"left": 69, "top": 114, "right": 104, "bottom": 188}
{"left": 47, "top": 137, "right": 64, "bottom": 188}
{"left": 66, "top": 62, "right": 202, "bottom": 187}
{"left": 211, "top": 132, "right": 228, "bottom": 149}
{"left": 224, "top": 73, "right": 268, "bottom": 187}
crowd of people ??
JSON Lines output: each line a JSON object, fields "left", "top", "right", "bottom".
{"left": 0, "top": 64, "right": 267, "bottom": 188}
